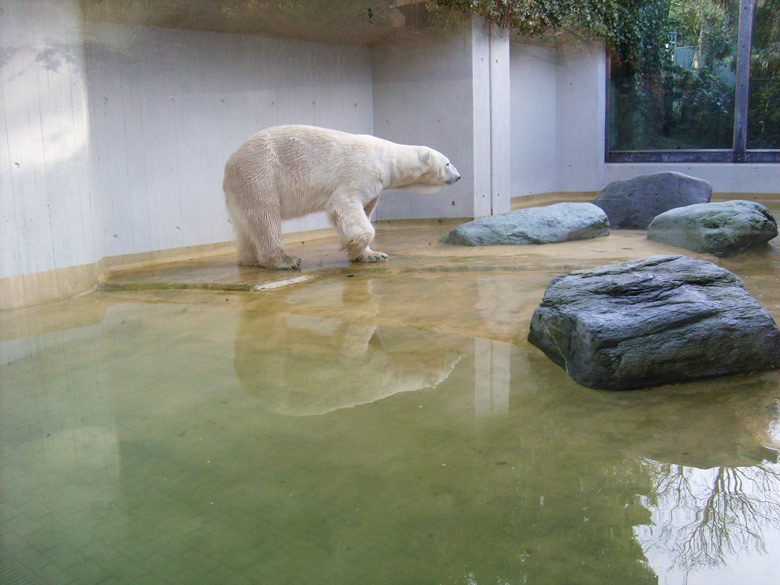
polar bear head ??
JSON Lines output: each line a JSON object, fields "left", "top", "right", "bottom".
{"left": 403, "top": 147, "right": 461, "bottom": 194}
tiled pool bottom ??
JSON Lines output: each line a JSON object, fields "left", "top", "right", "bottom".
{"left": 2, "top": 224, "right": 780, "bottom": 585}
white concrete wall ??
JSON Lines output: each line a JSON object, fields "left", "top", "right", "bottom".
{"left": 84, "top": 22, "right": 374, "bottom": 260}
{"left": 371, "top": 20, "right": 510, "bottom": 220}
{"left": 511, "top": 40, "right": 606, "bottom": 197}
{"left": 509, "top": 37, "right": 608, "bottom": 199}
{"left": 1, "top": 0, "right": 96, "bottom": 280}
{"left": 604, "top": 163, "right": 780, "bottom": 193}
{"left": 509, "top": 42, "right": 558, "bottom": 197}
{"left": 371, "top": 27, "right": 476, "bottom": 220}
{"left": 1, "top": 2, "right": 374, "bottom": 285}
{"left": 555, "top": 38, "right": 606, "bottom": 192}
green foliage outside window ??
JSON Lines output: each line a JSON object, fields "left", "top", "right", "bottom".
{"left": 434, "top": 0, "right": 780, "bottom": 153}
{"left": 609, "top": 0, "right": 739, "bottom": 150}
{"left": 750, "top": 0, "right": 780, "bottom": 148}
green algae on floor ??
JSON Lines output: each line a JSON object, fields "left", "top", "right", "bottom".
{"left": 2, "top": 223, "right": 780, "bottom": 585}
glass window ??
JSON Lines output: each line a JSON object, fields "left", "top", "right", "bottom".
{"left": 607, "top": 0, "right": 779, "bottom": 162}
{"left": 748, "top": 0, "right": 780, "bottom": 148}
{"left": 609, "top": 0, "right": 739, "bottom": 152}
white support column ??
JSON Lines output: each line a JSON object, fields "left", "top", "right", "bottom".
{"left": 472, "top": 20, "right": 493, "bottom": 218}
{"left": 489, "top": 25, "right": 511, "bottom": 216}
{"left": 372, "top": 17, "right": 511, "bottom": 220}
{"left": 472, "top": 19, "right": 511, "bottom": 218}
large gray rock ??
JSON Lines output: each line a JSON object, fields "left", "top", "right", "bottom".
{"left": 528, "top": 255, "right": 780, "bottom": 390}
{"left": 441, "top": 202, "right": 609, "bottom": 246}
{"left": 648, "top": 200, "right": 778, "bottom": 257}
{"left": 595, "top": 172, "right": 712, "bottom": 229}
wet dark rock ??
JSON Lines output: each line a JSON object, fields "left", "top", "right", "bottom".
{"left": 441, "top": 202, "right": 609, "bottom": 246}
{"left": 528, "top": 255, "right": 780, "bottom": 390}
{"left": 595, "top": 172, "right": 712, "bottom": 229}
{"left": 647, "top": 200, "right": 778, "bottom": 257}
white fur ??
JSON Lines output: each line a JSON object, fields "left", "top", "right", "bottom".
{"left": 223, "top": 125, "right": 460, "bottom": 269}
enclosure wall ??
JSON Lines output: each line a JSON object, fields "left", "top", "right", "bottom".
{"left": 604, "top": 163, "right": 780, "bottom": 194}
{"left": 509, "top": 38, "right": 608, "bottom": 199}
{"left": 555, "top": 39, "right": 607, "bottom": 193}
{"left": 371, "top": 25, "right": 476, "bottom": 219}
{"left": 509, "top": 42, "right": 558, "bottom": 197}
{"left": 1, "top": 0, "right": 375, "bottom": 308}
{"left": 508, "top": 36, "right": 779, "bottom": 198}
{"left": 1, "top": 0, "right": 96, "bottom": 293}
{"left": 84, "top": 22, "right": 374, "bottom": 261}
{"left": 4, "top": 2, "right": 779, "bottom": 311}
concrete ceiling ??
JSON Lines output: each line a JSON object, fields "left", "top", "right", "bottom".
{"left": 78, "top": 0, "right": 439, "bottom": 46}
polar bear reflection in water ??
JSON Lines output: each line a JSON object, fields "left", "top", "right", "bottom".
{"left": 234, "top": 309, "right": 462, "bottom": 417}
{"left": 224, "top": 125, "right": 461, "bottom": 269}
{"left": 233, "top": 277, "right": 461, "bottom": 416}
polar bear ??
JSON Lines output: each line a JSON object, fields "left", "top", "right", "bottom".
{"left": 223, "top": 125, "right": 460, "bottom": 269}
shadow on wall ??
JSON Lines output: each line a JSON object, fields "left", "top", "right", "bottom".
{"left": 2, "top": 35, "right": 95, "bottom": 289}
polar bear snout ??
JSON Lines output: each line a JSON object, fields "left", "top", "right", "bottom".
{"left": 445, "top": 163, "right": 461, "bottom": 185}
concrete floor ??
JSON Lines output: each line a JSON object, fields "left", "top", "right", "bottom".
{"left": 96, "top": 215, "right": 780, "bottom": 327}
{"left": 98, "top": 218, "right": 770, "bottom": 287}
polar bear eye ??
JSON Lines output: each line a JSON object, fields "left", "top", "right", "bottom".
{"left": 445, "top": 162, "right": 451, "bottom": 167}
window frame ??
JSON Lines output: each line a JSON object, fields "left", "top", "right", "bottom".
{"left": 605, "top": 0, "right": 780, "bottom": 164}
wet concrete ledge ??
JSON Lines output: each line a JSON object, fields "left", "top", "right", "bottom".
{"left": 98, "top": 215, "right": 780, "bottom": 298}
{"left": 6, "top": 193, "right": 779, "bottom": 309}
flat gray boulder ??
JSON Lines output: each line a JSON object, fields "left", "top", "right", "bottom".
{"left": 648, "top": 200, "right": 778, "bottom": 257}
{"left": 441, "top": 202, "right": 609, "bottom": 246}
{"left": 595, "top": 172, "right": 712, "bottom": 229}
{"left": 528, "top": 255, "right": 780, "bottom": 390}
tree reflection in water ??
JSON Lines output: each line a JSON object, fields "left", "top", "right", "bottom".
{"left": 639, "top": 459, "right": 780, "bottom": 574}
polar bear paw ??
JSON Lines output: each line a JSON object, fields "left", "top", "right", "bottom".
{"left": 351, "top": 249, "right": 389, "bottom": 263}
{"left": 268, "top": 255, "right": 302, "bottom": 270}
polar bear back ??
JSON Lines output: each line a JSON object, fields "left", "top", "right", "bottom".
{"left": 224, "top": 125, "right": 397, "bottom": 219}
{"left": 224, "top": 124, "right": 460, "bottom": 225}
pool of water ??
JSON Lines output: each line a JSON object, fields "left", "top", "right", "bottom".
{"left": 2, "top": 225, "right": 780, "bottom": 585}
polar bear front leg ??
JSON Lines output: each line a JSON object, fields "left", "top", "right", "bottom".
{"left": 353, "top": 246, "right": 390, "bottom": 263}
{"left": 356, "top": 197, "right": 389, "bottom": 262}
{"left": 328, "top": 197, "right": 388, "bottom": 263}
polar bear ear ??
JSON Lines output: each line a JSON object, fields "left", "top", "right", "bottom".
{"left": 419, "top": 148, "right": 433, "bottom": 166}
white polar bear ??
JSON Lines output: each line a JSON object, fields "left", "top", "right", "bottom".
{"left": 223, "top": 125, "right": 460, "bottom": 269}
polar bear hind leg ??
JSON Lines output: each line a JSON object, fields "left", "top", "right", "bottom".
{"left": 236, "top": 227, "right": 260, "bottom": 266}
{"left": 226, "top": 190, "right": 301, "bottom": 270}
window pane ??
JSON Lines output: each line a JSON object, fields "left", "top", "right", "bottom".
{"left": 748, "top": 0, "right": 780, "bottom": 148}
{"left": 609, "top": 0, "right": 739, "bottom": 151}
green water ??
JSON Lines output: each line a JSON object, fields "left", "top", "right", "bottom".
{"left": 2, "top": 271, "right": 780, "bottom": 585}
